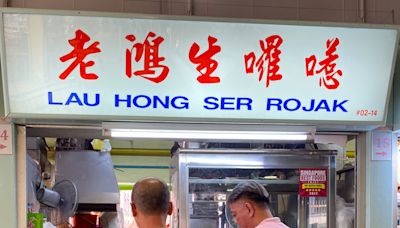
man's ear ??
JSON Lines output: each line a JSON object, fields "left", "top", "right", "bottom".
{"left": 167, "top": 202, "right": 173, "bottom": 215}
{"left": 244, "top": 202, "right": 255, "bottom": 217}
{"left": 131, "top": 203, "right": 138, "bottom": 217}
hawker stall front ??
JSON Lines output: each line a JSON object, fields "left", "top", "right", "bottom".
{"left": 0, "top": 8, "right": 398, "bottom": 228}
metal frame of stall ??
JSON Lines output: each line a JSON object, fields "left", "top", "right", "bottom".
{"left": 171, "top": 148, "right": 337, "bottom": 228}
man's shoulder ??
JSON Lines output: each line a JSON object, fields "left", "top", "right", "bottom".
{"left": 255, "top": 217, "right": 290, "bottom": 228}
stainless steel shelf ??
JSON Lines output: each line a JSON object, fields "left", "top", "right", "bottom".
{"left": 189, "top": 178, "right": 298, "bottom": 185}
{"left": 190, "top": 215, "right": 219, "bottom": 219}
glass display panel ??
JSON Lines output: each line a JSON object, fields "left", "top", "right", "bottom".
{"left": 188, "top": 168, "right": 328, "bottom": 228}
{"left": 308, "top": 197, "right": 328, "bottom": 228}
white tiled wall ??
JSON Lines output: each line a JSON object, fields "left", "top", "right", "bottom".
{"left": 6, "top": 0, "right": 400, "bottom": 24}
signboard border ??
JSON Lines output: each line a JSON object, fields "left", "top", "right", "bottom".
{"left": 0, "top": 8, "right": 398, "bottom": 126}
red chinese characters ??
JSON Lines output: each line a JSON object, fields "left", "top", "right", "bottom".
{"left": 59, "top": 29, "right": 101, "bottom": 80}
{"left": 189, "top": 36, "right": 221, "bottom": 83}
{"left": 58, "top": 29, "right": 345, "bottom": 91}
{"left": 305, "top": 38, "right": 343, "bottom": 89}
{"left": 244, "top": 35, "right": 283, "bottom": 87}
{"left": 125, "top": 32, "right": 169, "bottom": 83}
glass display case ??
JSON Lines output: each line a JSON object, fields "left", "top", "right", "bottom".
{"left": 170, "top": 147, "right": 336, "bottom": 228}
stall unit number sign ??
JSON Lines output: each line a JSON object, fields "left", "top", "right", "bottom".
{"left": 0, "top": 124, "right": 12, "bottom": 155}
{"left": 1, "top": 12, "right": 398, "bottom": 122}
{"left": 372, "top": 131, "right": 392, "bottom": 161}
{"left": 299, "top": 169, "right": 327, "bottom": 197}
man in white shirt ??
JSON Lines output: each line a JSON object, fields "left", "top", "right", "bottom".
{"left": 227, "top": 181, "right": 289, "bottom": 228}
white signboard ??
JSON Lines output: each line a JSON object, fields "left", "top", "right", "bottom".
{"left": 0, "top": 124, "right": 12, "bottom": 155}
{"left": 372, "top": 131, "right": 392, "bottom": 161}
{"left": 1, "top": 11, "right": 398, "bottom": 123}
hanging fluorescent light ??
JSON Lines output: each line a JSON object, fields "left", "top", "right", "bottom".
{"left": 103, "top": 122, "right": 314, "bottom": 142}
{"left": 109, "top": 129, "right": 308, "bottom": 141}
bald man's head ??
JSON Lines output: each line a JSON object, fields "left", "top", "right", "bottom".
{"left": 131, "top": 177, "right": 170, "bottom": 215}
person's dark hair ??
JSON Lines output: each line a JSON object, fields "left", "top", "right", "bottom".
{"left": 131, "top": 177, "right": 170, "bottom": 215}
{"left": 227, "top": 181, "right": 270, "bottom": 208}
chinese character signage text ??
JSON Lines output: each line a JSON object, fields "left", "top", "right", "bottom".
{"left": 1, "top": 12, "right": 398, "bottom": 123}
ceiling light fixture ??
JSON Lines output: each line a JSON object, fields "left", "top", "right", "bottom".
{"left": 103, "top": 122, "right": 315, "bottom": 142}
